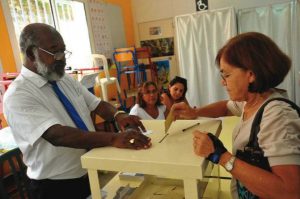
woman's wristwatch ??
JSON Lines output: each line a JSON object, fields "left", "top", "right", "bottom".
{"left": 224, "top": 156, "right": 236, "bottom": 172}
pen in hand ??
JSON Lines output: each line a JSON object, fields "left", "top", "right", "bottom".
{"left": 182, "top": 123, "right": 200, "bottom": 132}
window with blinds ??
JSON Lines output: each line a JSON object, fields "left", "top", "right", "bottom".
{"left": 8, "top": 0, "right": 92, "bottom": 69}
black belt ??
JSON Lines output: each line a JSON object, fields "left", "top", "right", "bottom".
{"left": 31, "top": 174, "right": 88, "bottom": 184}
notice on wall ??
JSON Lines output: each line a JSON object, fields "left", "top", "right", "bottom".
{"left": 149, "top": 27, "right": 162, "bottom": 35}
{"left": 195, "top": 0, "right": 208, "bottom": 11}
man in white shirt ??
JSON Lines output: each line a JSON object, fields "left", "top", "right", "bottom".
{"left": 3, "top": 23, "right": 151, "bottom": 199}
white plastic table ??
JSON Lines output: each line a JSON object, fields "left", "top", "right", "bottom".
{"left": 81, "top": 119, "right": 222, "bottom": 199}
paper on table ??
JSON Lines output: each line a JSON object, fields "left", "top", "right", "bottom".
{"left": 142, "top": 130, "right": 152, "bottom": 135}
{"left": 119, "top": 172, "right": 144, "bottom": 181}
{"left": 164, "top": 109, "right": 175, "bottom": 133}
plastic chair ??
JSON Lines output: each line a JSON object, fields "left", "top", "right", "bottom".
{"left": 136, "top": 47, "right": 157, "bottom": 83}
{"left": 0, "top": 148, "right": 32, "bottom": 199}
{"left": 113, "top": 48, "right": 143, "bottom": 89}
{"left": 92, "top": 54, "right": 121, "bottom": 101}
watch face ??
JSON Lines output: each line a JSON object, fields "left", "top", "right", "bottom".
{"left": 225, "top": 157, "right": 235, "bottom": 171}
{"left": 225, "top": 163, "right": 233, "bottom": 171}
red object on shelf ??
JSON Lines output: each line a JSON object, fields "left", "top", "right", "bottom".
{"left": 0, "top": 73, "right": 19, "bottom": 81}
{"left": 0, "top": 73, "right": 19, "bottom": 91}
{"left": 0, "top": 80, "right": 13, "bottom": 91}
{"left": 75, "top": 67, "right": 101, "bottom": 74}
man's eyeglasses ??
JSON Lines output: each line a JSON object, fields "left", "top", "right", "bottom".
{"left": 38, "top": 47, "right": 72, "bottom": 60}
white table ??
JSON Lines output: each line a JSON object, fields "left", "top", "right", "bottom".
{"left": 81, "top": 119, "right": 222, "bottom": 199}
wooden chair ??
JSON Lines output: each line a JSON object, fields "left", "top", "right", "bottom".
{"left": 113, "top": 47, "right": 143, "bottom": 89}
{"left": 136, "top": 47, "right": 157, "bottom": 83}
{"left": 0, "top": 148, "right": 32, "bottom": 199}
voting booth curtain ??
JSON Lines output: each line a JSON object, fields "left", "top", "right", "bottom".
{"left": 175, "top": 1, "right": 300, "bottom": 106}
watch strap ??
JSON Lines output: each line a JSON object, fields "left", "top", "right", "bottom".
{"left": 206, "top": 133, "right": 227, "bottom": 164}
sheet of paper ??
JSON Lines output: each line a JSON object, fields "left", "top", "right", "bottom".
{"left": 79, "top": 72, "right": 99, "bottom": 88}
{"left": 164, "top": 109, "right": 175, "bottom": 133}
{"left": 142, "top": 130, "right": 152, "bottom": 135}
{"left": 138, "top": 126, "right": 152, "bottom": 135}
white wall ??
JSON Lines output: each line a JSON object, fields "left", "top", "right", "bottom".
{"left": 131, "top": 0, "right": 294, "bottom": 77}
{"left": 132, "top": 0, "right": 292, "bottom": 23}
{"left": 106, "top": 4, "right": 126, "bottom": 49}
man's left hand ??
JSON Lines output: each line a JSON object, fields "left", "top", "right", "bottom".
{"left": 112, "top": 128, "right": 151, "bottom": 149}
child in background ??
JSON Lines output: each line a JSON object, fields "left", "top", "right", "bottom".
{"left": 130, "top": 81, "right": 167, "bottom": 120}
{"left": 161, "top": 76, "right": 189, "bottom": 110}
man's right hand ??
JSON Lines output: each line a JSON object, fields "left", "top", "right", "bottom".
{"left": 171, "top": 102, "right": 198, "bottom": 120}
{"left": 111, "top": 128, "right": 152, "bottom": 150}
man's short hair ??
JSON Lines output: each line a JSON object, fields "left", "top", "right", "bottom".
{"left": 19, "top": 23, "right": 61, "bottom": 54}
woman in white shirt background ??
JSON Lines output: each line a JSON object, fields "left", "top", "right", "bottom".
{"left": 130, "top": 81, "right": 168, "bottom": 120}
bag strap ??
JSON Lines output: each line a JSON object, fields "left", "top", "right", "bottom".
{"left": 247, "top": 97, "right": 300, "bottom": 149}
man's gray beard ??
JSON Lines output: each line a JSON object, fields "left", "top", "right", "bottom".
{"left": 34, "top": 55, "right": 64, "bottom": 81}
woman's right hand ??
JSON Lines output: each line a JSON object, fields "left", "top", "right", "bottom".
{"left": 193, "top": 131, "right": 215, "bottom": 157}
{"left": 171, "top": 102, "right": 198, "bottom": 119}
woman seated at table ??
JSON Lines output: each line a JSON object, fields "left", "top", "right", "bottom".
{"left": 130, "top": 81, "right": 168, "bottom": 119}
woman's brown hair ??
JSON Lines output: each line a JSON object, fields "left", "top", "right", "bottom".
{"left": 215, "top": 32, "right": 291, "bottom": 93}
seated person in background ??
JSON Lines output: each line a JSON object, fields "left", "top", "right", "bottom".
{"left": 3, "top": 23, "right": 151, "bottom": 199}
{"left": 130, "top": 81, "right": 168, "bottom": 119}
{"left": 161, "top": 76, "right": 189, "bottom": 110}
{"left": 171, "top": 32, "right": 300, "bottom": 199}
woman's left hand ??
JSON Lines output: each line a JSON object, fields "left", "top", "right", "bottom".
{"left": 193, "top": 131, "right": 215, "bottom": 157}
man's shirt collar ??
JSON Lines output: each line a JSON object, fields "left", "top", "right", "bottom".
{"left": 20, "top": 66, "right": 63, "bottom": 88}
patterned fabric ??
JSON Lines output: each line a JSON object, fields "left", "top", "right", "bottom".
{"left": 237, "top": 181, "right": 258, "bottom": 199}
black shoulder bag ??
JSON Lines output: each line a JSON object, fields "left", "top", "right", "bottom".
{"left": 235, "top": 98, "right": 300, "bottom": 199}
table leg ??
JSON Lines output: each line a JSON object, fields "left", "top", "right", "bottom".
{"left": 183, "top": 179, "right": 199, "bottom": 199}
{"left": 88, "top": 169, "right": 101, "bottom": 199}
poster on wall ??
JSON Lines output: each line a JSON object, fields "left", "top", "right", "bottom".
{"left": 153, "top": 60, "right": 170, "bottom": 91}
{"left": 149, "top": 27, "right": 161, "bottom": 35}
{"left": 140, "top": 37, "right": 174, "bottom": 58}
